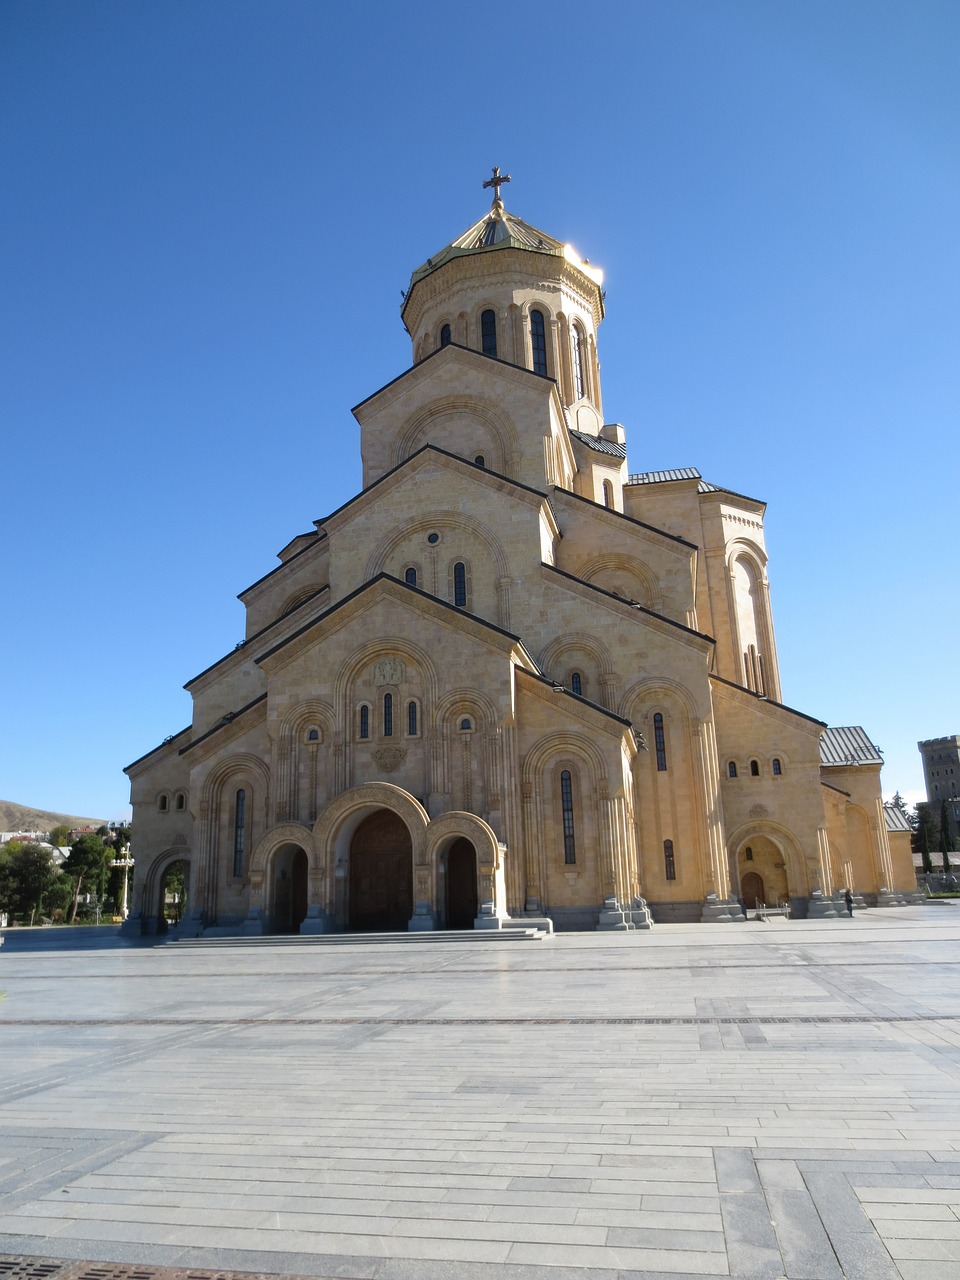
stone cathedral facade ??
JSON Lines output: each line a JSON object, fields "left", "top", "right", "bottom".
{"left": 124, "top": 183, "right": 917, "bottom": 936}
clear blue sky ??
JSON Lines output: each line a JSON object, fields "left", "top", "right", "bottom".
{"left": 2, "top": 0, "right": 957, "bottom": 822}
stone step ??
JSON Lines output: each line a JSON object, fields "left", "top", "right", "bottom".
{"left": 172, "top": 927, "right": 549, "bottom": 947}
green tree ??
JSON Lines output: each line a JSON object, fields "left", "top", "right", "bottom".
{"left": 941, "top": 800, "right": 954, "bottom": 876}
{"left": 63, "top": 833, "right": 111, "bottom": 923}
{"left": 913, "top": 804, "right": 940, "bottom": 856}
{"left": 9, "top": 843, "right": 56, "bottom": 922}
{"left": 891, "top": 791, "right": 910, "bottom": 819}
{"left": 920, "top": 819, "right": 933, "bottom": 875}
{"left": 48, "top": 824, "right": 71, "bottom": 848}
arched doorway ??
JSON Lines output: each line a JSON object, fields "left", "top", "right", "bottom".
{"left": 741, "top": 871, "right": 765, "bottom": 910}
{"left": 273, "top": 844, "right": 308, "bottom": 933}
{"left": 349, "top": 809, "right": 413, "bottom": 932}
{"left": 157, "top": 860, "right": 188, "bottom": 934}
{"left": 445, "top": 838, "right": 478, "bottom": 929}
{"left": 738, "top": 836, "right": 789, "bottom": 908}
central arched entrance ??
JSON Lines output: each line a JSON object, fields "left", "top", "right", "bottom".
{"left": 741, "top": 871, "right": 765, "bottom": 910}
{"left": 738, "top": 836, "right": 789, "bottom": 909}
{"left": 445, "top": 838, "right": 478, "bottom": 929}
{"left": 156, "top": 859, "right": 189, "bottom": 934}
{"left": 349, "top": 809, "right": 413, "bottom": 931}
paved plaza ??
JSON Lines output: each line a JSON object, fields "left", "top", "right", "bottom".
{"left": 3, "top": 909, "right": 960, "bottom": 1279}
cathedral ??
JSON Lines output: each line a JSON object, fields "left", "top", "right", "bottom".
{"left": 124, "top": 175, "right": 917, "bottom": 935}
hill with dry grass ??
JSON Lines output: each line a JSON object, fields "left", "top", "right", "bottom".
{"left": 0, "top": 800, "right": 106, "bottom": 834}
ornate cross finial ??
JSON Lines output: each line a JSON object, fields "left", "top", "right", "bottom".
{"left": 482, "top": 165, "right": 511, "bottom": 205}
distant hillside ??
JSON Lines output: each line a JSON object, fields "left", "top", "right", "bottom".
{"left": 0, "top": 800, "right": 106, "bottom": 834}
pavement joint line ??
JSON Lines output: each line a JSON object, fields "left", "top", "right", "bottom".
{"left": 2, "top": 1013, "right": 960, "bottom": 1026}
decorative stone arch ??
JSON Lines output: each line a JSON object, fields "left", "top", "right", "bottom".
{"left": 335, "top": 636, "right": 440, "bottom": 713}
{"left": 311, "top": 782, "right": 431, "bottom": 921}
{"left": 138, "top": 847, "right": 192, "bottom": 932}
{"left": 521, "top": 730, "right": 610, "bottom": 791}
{"left": 425, "top": 811, "right": 500, "bottom": 870}
{"left": 726, "top": 818, "right": 809, "bottom": 903}
{"left": 538, "top": 633, "right": 615, "bottom": 706}
{"left": 200, "top": 751, "right": 272, "bottom": 811}
{"left": 621, "top": 676, "right": 702, "bottom": 724}
{"left": 521, "top": 299, "right": 557, "bottom": 379}
{"left": 247, "top": 821, "right": 315, "bottom": 882}
{"left": 433, "top": 686, "right": 499, "bottom": 731}
{"left": 363, "top": 508, "right": 511, "bottom": 586}
{"left": 578, "top": 554, "right": 663, "bottom": 614}
{"left": 277, "top": 585, "right": 325, "bottom": 620}
{"left": 725, "top": 538, "right": 777, "bottom": 698}
{"left": 393, "top": 395, "right": 521, "bottom": 477}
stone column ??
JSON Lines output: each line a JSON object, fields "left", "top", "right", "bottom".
{"left": 694, "top": 719, "right": 740, "bottom": 921}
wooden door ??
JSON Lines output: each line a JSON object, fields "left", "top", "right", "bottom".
{"left": 446, "top": 838, "right": 478, "bottom": 930}
{"left": 349, "top": 810, "right": 413, "bottom": 932}
{"left": 741, "top": 871, "right": 765, "bottom": 909}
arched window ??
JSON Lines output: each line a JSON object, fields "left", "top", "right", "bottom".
{"left": 480, "top": 309, "right": 497, "bottom": 358}
{"left": 530, "top": 309, "right": 547, "bottom": 376}
{"left": 359, "top": 705, "right": 370, "bottom": 740}
{"left": 664, "top": 839, "right": 676, "bottom": 880}
{"left": 745, "top": 845, "right": 754, "bottom": 861}
{"left": 459, "top": 717, "right": 473, "bottom": 731}
{"left": 158, "top": 793, "right": 169, "bottom": 813}
{"left": 728, "top": 761, "right": 738, "bottom": 778}
{"left": 453, "top": 561, "right": 467, "bottom": 608}
{"left": 383, "top": 692, "right": 394, "bottom": 737}
{"left": 307, "top": 728, "right": 319, "bottom": 742}
{"left": 407, "top": 700, "right": 418, "bottom": 736}
{"left": 571, "top": 671, "right": 583, "bottom": 696}
{"left": 439, "top": 323, "right": 451, "bottom": 347}
{"left": 233, "top": 789, "right": 246, "bottom": 878}
{"left": 772, "top": 757, "right": 782, "bottom": 776}
{"left": 602, "top": 480, "right": 614, "bottom": 509}
{"left": 654, "top": 713, "right": 667, "bottom": 772}
{"left": 474, "top": 454, "right": 485, "bottom": 467}
{"left": 750, "top": 759, "right": 760, "bottom": 777}
{"left": 560, "top": 769, "right": 576, "bottom": 864}
{"left": 404, "top": 566, "right": 417, "bottom": 586}
{"left": 572, "top": 323, "right": 587, "bottom": 399}
{"left": 175, "top": 792, "right": 186, "bottom": 811}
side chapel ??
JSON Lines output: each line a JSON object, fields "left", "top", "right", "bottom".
{"left": 124, "top": 174, "right": 918, "bottom": 935}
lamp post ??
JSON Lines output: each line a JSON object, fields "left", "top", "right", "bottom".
{"left": 110, "top": 843, "right": 134, "bottom": 920}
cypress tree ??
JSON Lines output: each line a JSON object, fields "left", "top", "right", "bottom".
{"left": 921, "top": 821, "right": 933, "bottom": 875}
{"left": 941, "top": 800, "right": 953, "bottom": 876}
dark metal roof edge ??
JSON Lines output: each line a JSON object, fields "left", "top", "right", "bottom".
{"left": 556, "top": 489, "right": 698, "bottom": 550}
{"left": 254, "top": 573, "right": 524, "bottom": 666}
{"left": 544, "top": 564, "right": 713, "bottom": 643}
{"left": 319, "top": 443, "right": 552, "bottom": 530}
{"left": 238, "top": 531, "right": 327, "bottom": 600}
{"left": 124, "top": 726, "right": 192, "bottom": 774}
{"left": 351, "top": 342, "right": 555, "bottom": 415}
{"left": 709, "top": 674, "right": 828, "bottom": 728}
{"left": 517, "top": 667, "right": 633, "bottom": 729}
{"left": 179, "top": 694, "right": 269, "bottom": 756}
{"left": 185, "top": 587, "right": 329, "bottom": 690}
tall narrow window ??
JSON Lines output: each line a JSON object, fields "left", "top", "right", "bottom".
{"left": 560, "top": 769, "right": 576, "bottom": 864}
{"left": 158, "top": 793, "right": 169, "bottom": 812}
{"left": 407, "top": 701, "right": 417, "bottom": 736}
{"left": 571, "top": 671, "right": 583, "bottom": 696}
{"left": 481, "top": 309, "right": 497, "bottom": 358}
{"left": 750, "top": 759, "right": 760, "bottom": 777}
{"left": 572, "top": 323, "right": 587, "bottom": 399}
{"left": 654, "top": 713, "right": 667, "bottom": 771}
{"left": 728, "top": 761, "right": 738, "bottom": 778}
{"left": 233, "top": 789, "right": 246, "bottom": 877}
{"left": 772, "top": 757, "right": 782, "bottom": 776}
{"left": 530, "top": 309, "right": 547, "bottom": 376}
{"left": 664, "top": 839, "right": 676, "bottom": 881}
{"left": 383, "top": 692, "right": 394, "bottom": 737}
{"left": 404, "top": 566, "right": 417, "bottom": 586}
{"left": 453, "top": 561, "right": 467, "bottom": 607}
{"left": 439, "top": 323, "right": 451, "bottom": 347}
{"left": 359, "top": 705, "right": 369, "bottom": 740}
{"left": 602, "top": 480, "right": 614, "bottom": 509}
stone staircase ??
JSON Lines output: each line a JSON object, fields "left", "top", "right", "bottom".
{"left": 172, "top": 926, "right": 551, "bottom": 947}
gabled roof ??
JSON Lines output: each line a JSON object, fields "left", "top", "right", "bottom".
{"left": 883, "top": 802, "right": 912, "bottom": 833}
{"left": 820, "top": 725, "right": 883, "bottom": 767}
{"left": 626, "top": 467, "right": 763, "bottom": 508}
{"left": 569, "top": 429, "right": 626, "bottom": 460}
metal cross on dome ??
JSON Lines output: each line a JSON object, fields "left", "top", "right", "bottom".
{"left": 483, "top": 166, "right": 511, "bottom": 204}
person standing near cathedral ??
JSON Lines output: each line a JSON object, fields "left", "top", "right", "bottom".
{"left": 844, "top": 888, "right": 853, "bottom": 918}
